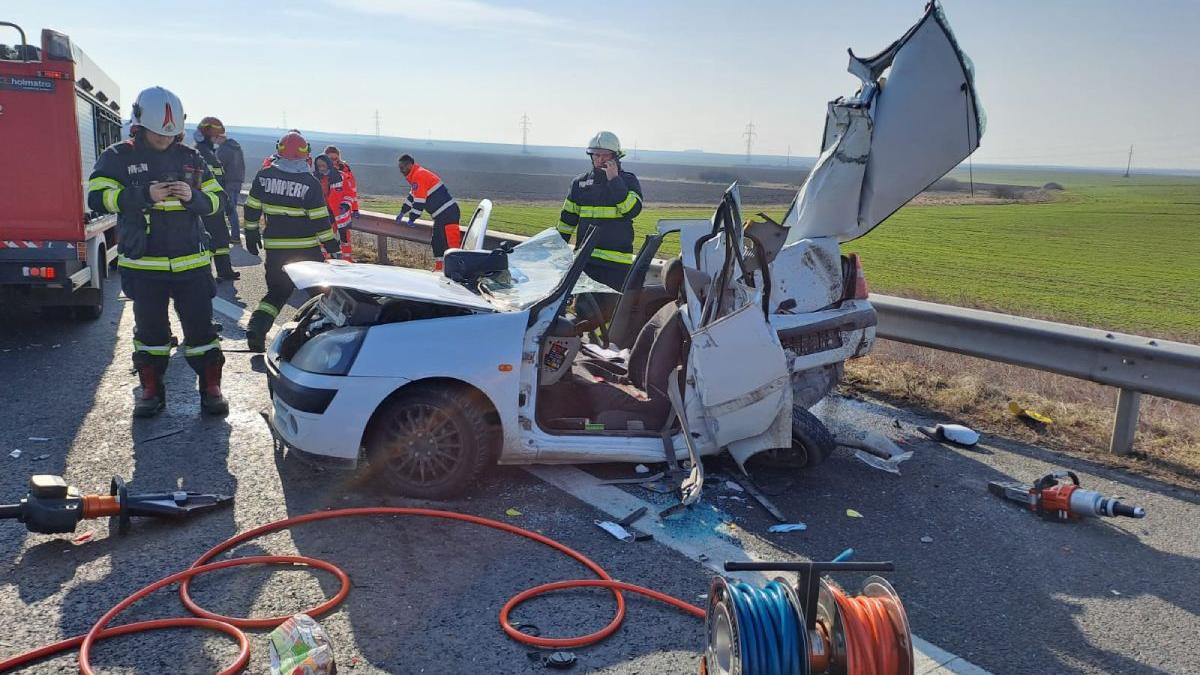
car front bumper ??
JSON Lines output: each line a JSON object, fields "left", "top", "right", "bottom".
{"left": 266, "top": 331, "right": 406, "bottom": 468}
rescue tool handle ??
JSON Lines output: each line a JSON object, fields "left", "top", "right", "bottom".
{"left": 1112, "top": 502, "right": 1145, "bottom": 518}
{"left": 0, "top": 504, "right": 22, "bottom": 520}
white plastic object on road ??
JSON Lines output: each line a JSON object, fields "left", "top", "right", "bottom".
{"left": 938, "top": 424, "right": 980, "bottom": 446}
{"left": 595, "top": 520, "right": 635, "bottom": 543}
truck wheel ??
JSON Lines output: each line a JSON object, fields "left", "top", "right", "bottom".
{"left": 365, "top": 383, "right": 495, "bottom": 499}
{"left": 73, "top": 259, "right": 106, "bottom": 321}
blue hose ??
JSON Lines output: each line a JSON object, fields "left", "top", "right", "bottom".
{"left": 728, "top": 579, "right": 802, "bottom": 675}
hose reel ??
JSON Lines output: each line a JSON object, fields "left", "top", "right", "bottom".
{"left": 702, "top": 559, "right": 913, "bottom": 675}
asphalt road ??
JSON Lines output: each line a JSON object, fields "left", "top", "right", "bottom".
{"left": 0, "top": 256, "right": 1196, "bottom": 674}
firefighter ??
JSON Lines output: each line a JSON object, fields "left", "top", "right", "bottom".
{"left": 314, "top": 153, "right": 353, "bottom": 258}
{"left": 203, "top": 118, "right": 245, "bottom": 244}
{"left": 193, "top": 123, "right": 239, "bottom": 280}
{"left": 395, "top": 154, "right": 460, "bottom": 269}
{"left": 87, "top": 86, "right": 228, "bottom": 417}
{"left": 243, "top": 131, "right": 340, "bottom": 352}
{"left": 557, "top": 131, "right": 643, "bottom": 295}
{"left": 324, "top": 145, "right": 358, "bottom": 259}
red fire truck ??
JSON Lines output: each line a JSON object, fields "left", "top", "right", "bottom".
{"left": 0, "top": 22, "right": 122, "bottom": 319}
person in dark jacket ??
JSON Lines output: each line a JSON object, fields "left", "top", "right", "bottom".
{"left": 205, "top": 118, "right": 246, "bottom": 243}
{"left": 87, "top": 86, "right": 228, "bottom": 417}
{"left": 243, "top": 131, "right": 340, "bottom": 352}
{"left": 193, "top": 126, "right": 238, "bottom": 280}
{"left": 557, "top": 131, "right": 643, "bottom": 299}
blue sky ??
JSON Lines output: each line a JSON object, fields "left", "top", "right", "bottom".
{"left": 8, "top": 1, "right": 1200, "bottom": 169}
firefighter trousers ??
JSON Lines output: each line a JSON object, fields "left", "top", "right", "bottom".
{"left": 431, "top": 204, "right": 463, "bottom": 259}
{"left": 123, "top": 269, "right": 223, "bottom": 375}
{"left": 247, "top": 247, "right": 324, "bottom": 338}
{"left": 581, "top": 260, "right": 630, "bottom": 324}
{"left": 204, "top": 215, "right": 236, "bottom": 278}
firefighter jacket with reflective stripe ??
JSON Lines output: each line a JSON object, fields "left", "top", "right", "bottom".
{"left": 215, "top": 137, "right": 246, "bottom": 192}
{"left": 244, "top": 164, "right": 338, "bottom": 253}
{"left": 398, "top": 164, "right": 457, "bottom": 225}
{"left": 87, "top": 139, "right": 222, "bottom": 274}
{"left": 557, "top": 168, "right": 643, "bottom": 266}
{"left": 334, "top": 160, "right": 359, "bottom": 211}
{"left": 194, "top": 140, "right": 231, "bottom": 235}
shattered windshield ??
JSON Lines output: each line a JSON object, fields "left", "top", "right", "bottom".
{"left": 479, "top": 228, "right": 617, "bottom": 311}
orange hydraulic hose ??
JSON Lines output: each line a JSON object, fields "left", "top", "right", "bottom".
{"left": 0, "top": 507, "right": 706, "bottom": 674}
{"left": 831, "top": 585, "right": 908, "bottom": 675}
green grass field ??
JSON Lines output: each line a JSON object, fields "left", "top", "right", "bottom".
{"left": 362, "top": 170, "right": 1200, "bottom": 341}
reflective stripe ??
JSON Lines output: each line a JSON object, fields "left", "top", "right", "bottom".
{"left": 616, "top": 190, "right": 641, "bottom": 215}
{"left": 205, "top": 191, "right": 221, "bottom": 215}
{"left": 201, "top": 178, "right": 223, "bottom": 193}
{"left": 262, "top": 204, "right": 307, "bottom": 217}
{"left": 184, "top": 339, "right": 221, "bottom": 357}
{"left": 88, "top": 176, "right": 123, "bottom": 191}
{"left": 430, "top": 198, "right": 457, "bottom": 217}
{"left": 245, "top": 195, "right": 263, "bottom": 209}
{"left": 151, "top": 200, "right": 187, "bottom": 212}
{"left": 263, "top": 236, "right": 321, "bottom": 249}
{"left": 211, "top": 167, "right": 225, "bottom": 176}
{"left": 243, "top": 221, "right": 260, "bottom": 230}
{"left": 256, "top": 301, "right": 279, "bottom": 317}
{"left": 212, "top": 247, "right": 230, "bottom": 256}
{"left": 316, "top": 228, "right": 336, "bottom": 242}
{"left": 427, "top": 181, "right": 443, "bottom": 193}
{"left": 557, "top": 222, "right": 577, "bottom": 235}
{"left": 118, "top": 252, "right": 212, "bottom": 272}
{"left": 578, "top": 205, "right": 621, "bottom": 219}
{"left": 133, "top": 339, "right": 172, "bottom": 356}
{"left": 307, "top": 205, "right": 330, "bottom": 219}
{"left": 561, "top": 199, "right": 580, "bottom": 215}
{"left": 591, "top": 248, "right": 633, "bottom": 264}
{"left": 102, "top": 188, "right": 122, "bottom": 213}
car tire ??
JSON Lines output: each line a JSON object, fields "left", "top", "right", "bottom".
{"left": 790, "top": 406, "right": 836, "bottom": 468}
{"left": 365, "top": 383, "right": 496, "bottom": 499}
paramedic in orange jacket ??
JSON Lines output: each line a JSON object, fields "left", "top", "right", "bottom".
{"left": 324, "top": 145, "right": 359, "bottom": 215}
{"left": 313, "top": 153, "right": 352, "bottom": 258}
{"left": 395, "top": 154, "right": 460, "bottom": 268}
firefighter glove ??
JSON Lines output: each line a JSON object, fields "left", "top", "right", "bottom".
{"left": 245, "top": 229, "right": 261, "bottom": 256}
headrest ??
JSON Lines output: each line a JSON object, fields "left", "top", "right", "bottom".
{"left": 662, "top": 257, "right": 684, "bottom": 298}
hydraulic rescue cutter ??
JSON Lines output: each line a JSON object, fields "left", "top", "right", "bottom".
{"left": 0, "top": 475, "right": 233, "bottom": 535}
{"left": 989, "top": 471, "right": 1146, "bottom": 522}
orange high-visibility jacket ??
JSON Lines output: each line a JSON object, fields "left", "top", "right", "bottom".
{"left": 397, "top": 164, "right": 457, "bottom": 225}
{"left": 334, "top": 160, "right": 359, "bottom": 212}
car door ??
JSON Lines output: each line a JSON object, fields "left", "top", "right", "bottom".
{"left": 460, "top": 199, "right": 492, "bottom": 251}
{"left": 679, "top": 187, "right": 792, "bottom": 466}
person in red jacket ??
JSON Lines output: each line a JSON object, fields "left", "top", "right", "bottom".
{"left": 324, "top": 145, "right": 359, "bottom": 216}
{"left": 395, "top": 154, "right": 460, "bottom": 269}
{"left": 313, "top": 153, "right": 352, "bottom": 258}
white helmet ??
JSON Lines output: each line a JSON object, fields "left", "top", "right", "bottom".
{"left": 131, "top": 86, "right": 185, "bottom": 136}
{"left": 587, "top": 131, "right": 624, "bottom": 158}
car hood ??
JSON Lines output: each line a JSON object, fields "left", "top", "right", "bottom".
{"left": 283, "top": 260, "right": 496, "bottom": 312}
{"left": 785, "top": 1, "right": 984, "bottom": 243}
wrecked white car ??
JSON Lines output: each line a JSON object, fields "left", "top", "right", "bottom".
{"left": 264, "top": 2, "right": 983, "bottom": 499}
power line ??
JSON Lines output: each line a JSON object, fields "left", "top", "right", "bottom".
{"left": 743, "top": 121, "right": 757, "bottom": 163}
{"left": 374, "top": 110, "right": 382, "bottom": 137}
{"left": 520, "top": 113, "right": 531, "bottom": 154}
{"left": 1124, "top": 145, "right": 1133, "bottom": 178}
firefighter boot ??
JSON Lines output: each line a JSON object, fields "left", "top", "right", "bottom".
{"left": 245, "top": 310, "right": 272, "bottom": 353}
{"left": 134, "top": 365, "right": 166, "bottom": 418}
{"left": 214, "top": 255, "right": 241, "bottom": 281}
{"left": 198, "top": 360, "right": 229, "bottom": 416}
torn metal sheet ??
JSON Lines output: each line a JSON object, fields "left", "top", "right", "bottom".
{"left": 785, "top": 1, "right": 984, "bottom": 244}
{"left": 595, "top": 520, "right": 635, "bottom": 543}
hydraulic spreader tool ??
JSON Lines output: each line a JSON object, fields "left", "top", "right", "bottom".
{"left": 989, "top": 470, "right": 1146, "bottom": 522}
{"left": 0, "top": 475, "right": 233, "bottom": 535}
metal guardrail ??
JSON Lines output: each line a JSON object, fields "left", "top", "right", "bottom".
{"left": 345, "top": 209, "right": 1200, "bottom": 456}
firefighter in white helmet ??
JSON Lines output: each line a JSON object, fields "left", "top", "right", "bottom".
{"left": 86, "top": 86, "right": 228, "bottom": 417}
{"left": 556, "top": 131, "right": 644, "bottom": 303}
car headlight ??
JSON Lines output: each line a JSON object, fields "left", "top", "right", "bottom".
{"left": 291, "top": 327, "right": 367, "bottom": 375}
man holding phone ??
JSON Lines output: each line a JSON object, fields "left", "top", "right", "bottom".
{"left": 87, "top": 86, "right": 228, "bottom": 418}
{"left": 557, "top": 131, "right": 644, "bottom": 311}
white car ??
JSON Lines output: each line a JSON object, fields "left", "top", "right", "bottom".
{"left": 264, "top": 2, "right": 982, "bottom": 499}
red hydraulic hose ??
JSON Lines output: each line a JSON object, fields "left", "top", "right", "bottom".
{"left": 0, "top": 507, "right": 705, "bottom": 674}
